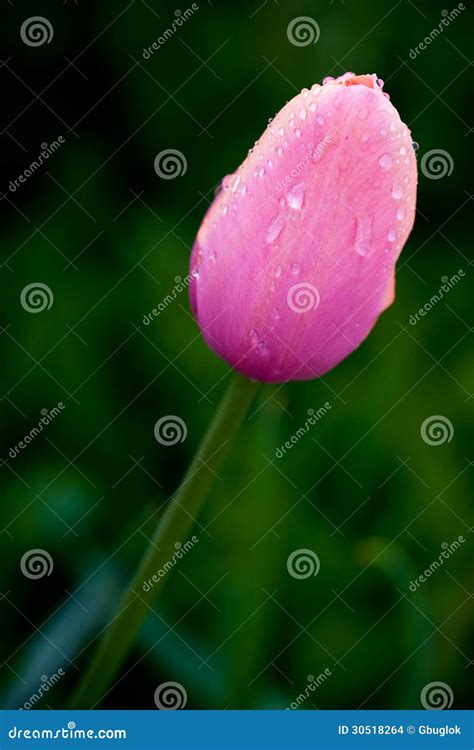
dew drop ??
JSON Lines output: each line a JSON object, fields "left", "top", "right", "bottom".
{"left": 379, "top": 153, "right": 393, "bottom": 168}
{"left": 293, "top": 127, "right": 302, "bottom": 138}
{"left": 278, "top": 127, "right": 285, "bottom": 136}
{"left": 388, "top": 228, "right": 396, "bottom": 242}
{"left": 299, "top": 107, "right": 307, "bottom": 121}
{"left": 311, "top": 84, "right": 321, "bottom": 94}
{"left": 277, "top": 146, "right": 284, "bottom": 156}
{"left": 396, "top": 206, "right": 405, "bottom": 221}
{"left": 271, "top": 306, "right": 280, "bottom": 321}
{"left": 267, "top": 159, "right": 274, "bottom": 168}
{"left": 358, "top": 106, "right": 368, "bottom": 120}
{"left": 274, "top": 264, "right": 282, "bottom": 278}
{"left": 256, "top": 340, "right": 268, "bottom": 356}
{"left": 265, "top": 215, "right": 285, "bottom": 244}
{"left": 355, "top": 215, "right": 372, "bottom": 257}
{"left": 309, "top": 101, "right": 317, "bottom": 112}
{"left": 286, "top": 183, "right": 305, "bottom": 210}
{"left": 208, "top": 250, "right": 216, "bottom": 263}
{"left": 254, "top": 166, "right": 265, "bottom": 178}
{"left": 269, "top": 280, "right": 276, "bottom": 291}
{"left": 391, "top": 183, "right": 403, "bottom": 199}
{"left": 322, "top": 76, "right": 334, "bottom": 84}
{"left": 389, "top": 121, "right": 396, "bottom": 132}
{"left": 278, "top": 195, "right": 286, "bottom": 207}
{"left": 248, "top": 328, "right": 259, "bottom": 344}
{"left": 399, "top": 145, "right": 407, "bottom": 156}
{"left": 412, "top": 141, "right": 419, "bottom": 151}
{"left": 302, "top": 88, "right": 310, "bottom": 98}
{"left": 316, "top": 115, "right": 325, "bottom": 125}
{"left": 290, "top": 262, "right": 301, "bottom": 276}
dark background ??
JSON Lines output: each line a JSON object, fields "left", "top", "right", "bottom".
{"left": 0, "top": 0, "right": 472, "bottom": 710}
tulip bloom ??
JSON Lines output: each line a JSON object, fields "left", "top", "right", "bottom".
{"left": 190, "top": 72, "right": 417, "bottom": 382}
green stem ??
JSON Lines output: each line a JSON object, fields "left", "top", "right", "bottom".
{"left": 70, "top": 373, "right": 260, "bottom": 708}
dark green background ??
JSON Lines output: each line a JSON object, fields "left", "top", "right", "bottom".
{"left": 1, "top": 0, "right": 472, "bottom": 710}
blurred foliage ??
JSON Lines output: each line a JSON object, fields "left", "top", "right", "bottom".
{"left": 0, "top": 0, "right": 472, "bottom": 710}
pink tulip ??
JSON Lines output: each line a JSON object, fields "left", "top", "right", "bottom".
{"left": 190, "top": 72, "right": 417, "bottom": 382}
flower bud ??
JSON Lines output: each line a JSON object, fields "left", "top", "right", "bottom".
{"left": 190, "top": 73, "right": 417, "bottom": 382}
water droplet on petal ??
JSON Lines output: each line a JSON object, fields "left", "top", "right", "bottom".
{"left": 358, "top": 106, "right": 368, "bottom": 120}
{"left": 399, "top": 145, "right": 407, "bottom": 156}
{"left": 248, "top": 328, "right": 259, "bottom": 344}
{"left": 286, "top": 183, "right": 305, "bottom": 210}
{"left": 309, "top": 101, "right": 317, "bottom": 112}
{"left": 379, "top": 153, "right": 393, "bottom": 168}
{"left": 355, "top": 215, "right": 372, "bottom": 257}
{"left": 277, "top": 146, "right": 284, "bottom": 156}
{"left": 269, "top": 280, "right": 276, "bottom": 291}
{"left": 293, "top": 128, "right": 302, "bottom": 138}
{"left": 322, "top": 76, "right": 334, "bottom": 84}
{"left": 396, "top": 206, "right": 405, "bottom": 221}
{"left": 274, "top": 264, "right": 282, "bottom": 278}
{"left": 412, "top": 141, "right": 419, "bottom": 152}
{"left": 302, "top": 88, "right": 309, "bottom": 98}
{"left": 208, "top": 250, "right": 216, "bottom": 263}
{"left": 256, "top": 340, "right": 268, "bottom": 356}
{"left": 290, "top": 262, "right": 300, "bottom": 276}
{"left": 392, "top": 183, "right": 403, "bottom": 199}
{"left": 265, "top": 215, "right": 285, "bottom": 244}
{"left": 254, "top": 166, "right": 265, "bottom": 178}
{"left": 299, "top": 107, "right": 307, "bottom": 121}
{"left": 389, "top": 120, "right": 396, "bottom": 132}
{"left": 271, "top": 306, "right": 280, "bottom": 320}
{"left": 388, "top": 228, "right": 396, "bottom": 242}
{"left": 267, "top": 159, "right": 274, "bottom": 168}
{"left": 316, "top": 115, "right": 325, "bottom": 125}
